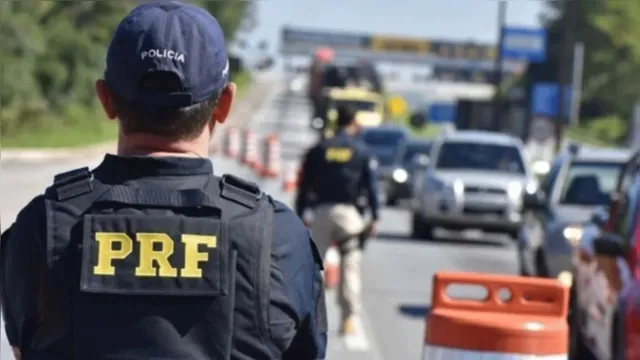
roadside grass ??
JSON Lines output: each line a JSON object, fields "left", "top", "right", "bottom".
{"left": 2, "top": 71, "right": 252, "bottom": 148}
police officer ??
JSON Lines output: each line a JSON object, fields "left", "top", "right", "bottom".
{"left": 295, "top": 105, "right": 379, "bottom": 335}
{"left": 0, "top": 2, "right": 326, "bottom": 359}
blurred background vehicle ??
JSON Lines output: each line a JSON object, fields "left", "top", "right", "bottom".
{"left": 411, "top": 130, "right": 534, "bottom": 240}
{"left": 358, "top": 125, "right": 410, "bottom": 203}
{"left": 519, "top": 144, "right": 630, "bottom": 282}
{"left": 386, "top": 138, "right": 432, "bottom": 207}
{"left": 566, "top": 149, "right": 640, "bottom": 360}
{"left": 322, "top": 87, "right": 385, "bottom": 136}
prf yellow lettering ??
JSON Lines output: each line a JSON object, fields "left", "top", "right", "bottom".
{"left": 93, "top": 232, "right": 217, "bottom": 278}
{"left": 182, "top": 235, "right": 217, "bottom": 278}
{"left": 94, "top": 233, "right": 133, "bottom": 276}
{"left": 325, "top": 148, "right": 353, "bottom": 163}
{"left": 135, "top": 233, "right": 177, "bottom": 277}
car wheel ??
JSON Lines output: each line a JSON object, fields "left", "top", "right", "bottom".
{"left": 411, "top": 213, "right": 433, "bottom": 239}
{"left": 387, "top": 197, "right": 398, "bottom": 207}
{"left": 535, "top": 248, "right": 550, "bottom": 277}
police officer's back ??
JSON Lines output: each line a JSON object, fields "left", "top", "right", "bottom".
{"left": 296, "top": 105, "right": 379, "bottom": 257}
{"left": 0, "top": 2, "right": 326, "bottom": 359}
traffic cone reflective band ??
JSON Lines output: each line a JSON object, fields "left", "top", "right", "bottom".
{"left": 260, "top": 133, "right": 281, "bottom": 178}
{"left": 282, "top": 163, "right": 298, "bottom": 192}
{"left": 424, "top": 271, "right": 569, "bottom": 360}
{"left": 223, "top": 126, "right": 240, "bottom": 158}
{"left": 240, "top": 128, "right": 260, "bottom": 170}
{"left": 323, "top": 243, "right": 340, "bottom": 289}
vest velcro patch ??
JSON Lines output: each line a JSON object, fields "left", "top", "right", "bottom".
{"left": 80, "top": 214, "right": 228, "bottom": 296}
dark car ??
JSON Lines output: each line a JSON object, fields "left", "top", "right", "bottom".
{"left": 386, "top": 139, "right": 432, "bottom": 206}
{"left": 358, "top": 125, "right": 410, "bottom": 202}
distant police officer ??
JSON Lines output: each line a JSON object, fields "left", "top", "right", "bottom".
{"left": 295, "top": 105, "right": 379, "bottom": 335}
{"left": 0, "top": 2, "right": 326, "bottom": 360}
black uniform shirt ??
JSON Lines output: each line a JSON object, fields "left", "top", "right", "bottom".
{"left": 0, "top": 154, "right": 327, "bottom": 359}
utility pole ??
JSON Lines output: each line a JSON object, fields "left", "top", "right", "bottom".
{"left": 554, "top": 0, "right": 577, "bottom": 152}
{"left": 491, "top": 0, "right": 507, "bottom": 131}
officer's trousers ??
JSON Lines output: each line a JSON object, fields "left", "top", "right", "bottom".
{"left": 311, "top": 203, "right": 365, "bottom": 319}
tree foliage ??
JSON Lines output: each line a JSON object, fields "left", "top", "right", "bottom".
{"left": 1, "top": 1, "right": 253, "bottom": 139}
{"left": 528, "top": 0, "right": 640, "bottom": 126}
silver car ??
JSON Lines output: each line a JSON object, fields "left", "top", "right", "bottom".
{"left": 411, "top": 130, "right": 536, "bottom": 239}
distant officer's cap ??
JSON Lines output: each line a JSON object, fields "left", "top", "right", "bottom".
{"left": 105, "top": 1, "right": 229, "bottom": 107}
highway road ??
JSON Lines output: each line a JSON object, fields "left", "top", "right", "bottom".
{"left": 0, "top": 73, "right": 519, "bottom": 359}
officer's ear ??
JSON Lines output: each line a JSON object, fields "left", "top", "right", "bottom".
{"left": 213, "top": 83, "right": 236, "bottom": 125}
{"left": 95, "top": 79, "right": 118, "bottom": 120}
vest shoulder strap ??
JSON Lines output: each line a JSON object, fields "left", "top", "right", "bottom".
{"left": 218, "top": 173, "right": 262, "bottom": 209}
{"left": 47, "top": 167, "right": 94, "bottom": 202}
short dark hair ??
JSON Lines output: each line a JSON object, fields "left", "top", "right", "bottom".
{"left": 336, "top": 104, "right": 357, "bottom": 127}
{"left": 110, "top": 72, "right": 220, "bottom": 141}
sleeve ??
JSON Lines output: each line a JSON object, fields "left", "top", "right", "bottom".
{"left": 361, "top": 150, "right": 380, "bottom": 220}
{"left": 270, "top": 201, "right": 328, "bottom": 360}
{"left": 295, "top": 147, "right": 315, "bottom": 218}
{"left": 1, "top": 196, "right": 46, "bottom": 348}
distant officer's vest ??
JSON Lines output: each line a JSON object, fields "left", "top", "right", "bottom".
{"left": 28, "top": 167, "right": 278, "bottom": 360}
{"left": 313, "top": 135, "right": 367, "bottom": 205}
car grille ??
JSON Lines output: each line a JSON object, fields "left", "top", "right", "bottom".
{"left": 463, "top": 206, "right": 505, "bottom": 216}
{"left": 464, "top": 186, "right": 506, "bottom": 195}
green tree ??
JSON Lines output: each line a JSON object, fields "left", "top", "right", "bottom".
{"left": 1, "top": 1, "right": 254, "bottom": 145}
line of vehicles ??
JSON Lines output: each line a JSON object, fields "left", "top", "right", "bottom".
{"left": 361, "top": 125, "right": 640, "bottom": 360}
{"left": 299, "top": 46, "right": 640, "bottom": 360}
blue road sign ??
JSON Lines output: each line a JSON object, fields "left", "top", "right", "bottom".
{"left": 531, "top": 82, "right": 571, "bottom": 119}
{"left": 501, "top": 27, "right": 546, "bottom": 63}
{"left": 428, "top": 103, "right": 456, "bottom": 124}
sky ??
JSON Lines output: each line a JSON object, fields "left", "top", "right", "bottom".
{"left": 244, "top": 0, "right": 547, "bottom": 60}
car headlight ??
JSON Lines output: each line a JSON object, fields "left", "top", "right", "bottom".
{"left": 532, "top": 160, "right": 550, "bottom": 175}
{"left": 557, "top": 271, "right": 573, "bottom": 287}
{"left": 507, "top": 182, "right": 523, "bottom": 198}
{"left": 563, "top": 225, "right": 584, "bottom": 247}
{"left": 453, "top": 179, "right": 464, "bottom": 194}
{"left": 525, "top": 180, "right": 539, "bottom": 195}
{"left": 392, "top": 168, "right": 408, "bottom": 183}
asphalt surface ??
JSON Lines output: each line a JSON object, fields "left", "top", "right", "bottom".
{"left": 0, "top": 73, "right": 520, "bottom": 359}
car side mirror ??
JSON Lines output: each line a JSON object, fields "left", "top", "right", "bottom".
{"left": 590, "top": 206, "right": 609, "bottom": 229}
{"left": 523, "top": 191, "right": 546, "bottom": 211}
{"left": 593, "top": 233, "right": 626, "bottom": 257}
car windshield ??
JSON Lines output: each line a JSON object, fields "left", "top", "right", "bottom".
{"left": 435, "top": 141, "right": 525, "bottom": 174}
{"left": 558, "top": 161, "right": 622, "bottom": 206}
{"left": 402, "top": 143, "right": 432, "bottom": 164}
{"left": 331, "top": 99, "right": 377, "bottom": 112}
{"left": 362, "top": 130, "right": 406, "bottom": 165}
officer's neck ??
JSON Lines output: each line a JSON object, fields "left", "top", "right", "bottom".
{"left": 117, "top": 132, "right": 210, "bottom": 158}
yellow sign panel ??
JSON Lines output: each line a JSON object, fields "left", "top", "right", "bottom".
{"left": 387, "top": 96, "right": 408, "bottom": 117}
{"left": 370, "top": 36, "right": 430, "bottom": 54}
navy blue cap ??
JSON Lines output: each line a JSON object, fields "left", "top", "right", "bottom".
{"left": 105, "top": 1, "right": 229, "bottom": 108}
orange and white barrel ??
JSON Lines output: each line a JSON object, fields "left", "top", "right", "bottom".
{"left": 260, "top": 133, "right": 281, "bottom": 178}
{"left": 240, "top": 128, "right": 260, "bottom": 170}
{"left": 223, "top": 126, "right": 240, "bottom": 158}
{"left": 323, "top": 243, "right": 340, "bottom": 289}
{"left": 282, "top": 163, "right": 298, "bottom": 192}
{"left": 424, "top": 271, "right": 569, "bottom": 360}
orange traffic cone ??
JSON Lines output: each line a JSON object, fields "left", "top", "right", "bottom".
{"left": 260, "top": 133, "right": 281, "bottom": 178}
{"left": 282, "top": 163, "right": 298, "bottom": 192}
{"left": 324, "top": 243, "right": 340, "bottom": 289}
{"left": 223, "top": 126, "right": 240, "bottom": 158}
{"left": 240, "top": 128, "right": 260, "bottom": 170}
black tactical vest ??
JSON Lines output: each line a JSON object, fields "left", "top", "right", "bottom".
{"left": 23, "top": 167, "right": 278, "bottom": 360}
